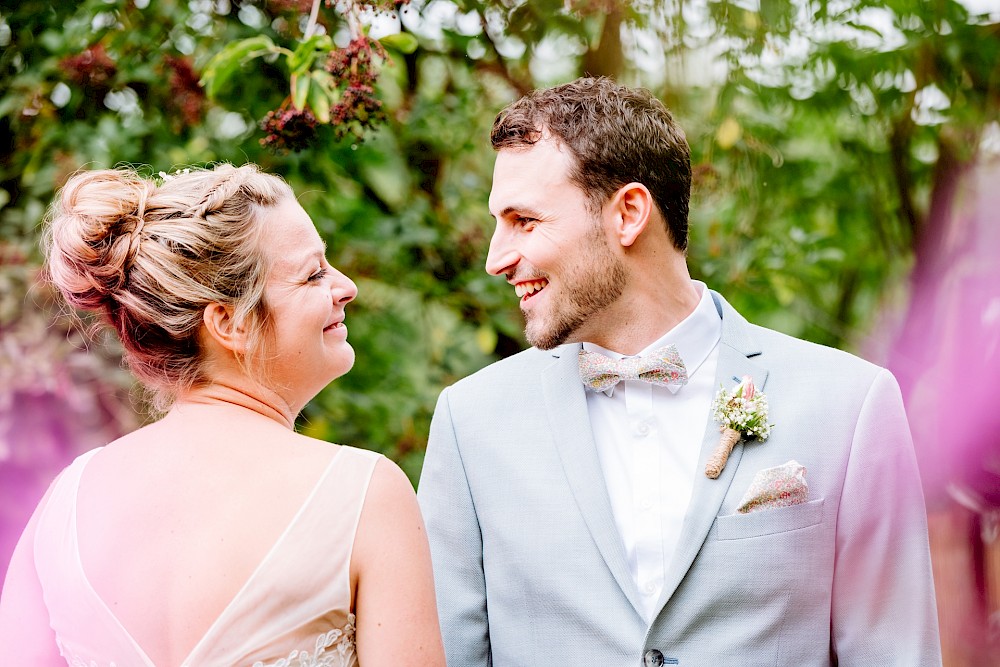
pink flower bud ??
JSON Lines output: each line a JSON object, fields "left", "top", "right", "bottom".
{"left": 740, "top": 375, "right": 755, "bottom": 400}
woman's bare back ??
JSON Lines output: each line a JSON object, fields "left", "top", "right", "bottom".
{"left": 72, "top": 403, "right": 355, "bottom": 665}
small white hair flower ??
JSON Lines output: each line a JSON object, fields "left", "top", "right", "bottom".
{"left": 157, "top": 168, "right": 192, "bottom": 182}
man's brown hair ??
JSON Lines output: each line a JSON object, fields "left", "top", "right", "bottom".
{"left": 491, "top": 77, "right": 692, "bottom": 251}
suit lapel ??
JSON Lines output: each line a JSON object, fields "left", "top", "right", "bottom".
{"left": 541, "top": 346, "right": 645, "bottom": 618}
{"left": 656, "top": 292, "right": 769, "bottom": 611}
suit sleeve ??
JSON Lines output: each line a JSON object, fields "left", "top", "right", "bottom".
{"left": 417, "top": 387, "right": 492, "bottom": 666}
{"left": 831, "top": 368, "right": 942, "bottom": 664}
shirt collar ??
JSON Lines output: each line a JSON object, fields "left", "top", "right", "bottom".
{"left": 581, "top": 281, "right": 722, "bottom": 396}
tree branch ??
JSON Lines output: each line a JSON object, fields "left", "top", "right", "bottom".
{"left": 304, "top": 0, "right": 322, "bottom": 38}
{"left": 581, "top": 5, "right": 624, "bottom": 79}
{"left": 888, "top": 116, "right": 921, "bottom": 247}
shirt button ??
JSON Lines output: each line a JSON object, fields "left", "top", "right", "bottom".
{"left": 636, "top": 422, "right": 650, "bottom": 436}
{"left": 641, "top": 497, "right": 654, "bottom": 510}
{"left": 644, "top": 582, "right": 656, "bottom": 594}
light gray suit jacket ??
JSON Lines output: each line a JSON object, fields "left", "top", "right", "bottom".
{"left": 417, "top": 292, "right": 941, "bottom": 666}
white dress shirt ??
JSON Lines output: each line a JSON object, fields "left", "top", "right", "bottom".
{"left": 582, "top": 282, "right": 722, "bottom": 623}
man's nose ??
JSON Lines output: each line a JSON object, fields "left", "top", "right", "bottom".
{"left": 485, "top": 225, "right": 518, "bottom": 277}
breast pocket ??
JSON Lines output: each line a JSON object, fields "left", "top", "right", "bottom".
{"left": 715, "top": 498, "right": 824, "bottom": 540}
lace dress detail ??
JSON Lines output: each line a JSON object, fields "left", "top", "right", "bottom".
{"left": 253, "top": 614, "right": 356, "bottom": 667}
{"left": 57, "top": 618, "right": 356, "bottom": 667}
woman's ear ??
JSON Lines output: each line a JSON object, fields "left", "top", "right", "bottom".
{"left": 202, "top": 302, "right": 248, "bottom": 354}
{"left": 608, "top": 182, "right": 654, "bottom": 248}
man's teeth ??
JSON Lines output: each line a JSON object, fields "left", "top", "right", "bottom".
{"left": 515, "top": 280, "right": 548, "bottom": 298}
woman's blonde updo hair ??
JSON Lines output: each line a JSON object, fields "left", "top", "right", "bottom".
{"left": 43, "top": 163, "right": 294, "bottom": 410}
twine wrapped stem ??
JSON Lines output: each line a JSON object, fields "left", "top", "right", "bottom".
{"left": 705, "top": 427, "right": 741, "bottom": 479}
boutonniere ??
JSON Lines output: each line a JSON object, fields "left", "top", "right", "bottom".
{"left": 705, "top": 375, "right": 772, "bottom": 479}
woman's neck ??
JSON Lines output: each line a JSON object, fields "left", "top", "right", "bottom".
{"left": 171, "top": 382, "right": 297, "bottom": 430}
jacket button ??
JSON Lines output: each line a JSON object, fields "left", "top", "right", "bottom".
{"left": 644, "top": 649, "right": 664, "bottom": 665}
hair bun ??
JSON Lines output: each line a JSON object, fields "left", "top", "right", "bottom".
{"left": 44, "top": 169, "right": 155, "bottom": 312}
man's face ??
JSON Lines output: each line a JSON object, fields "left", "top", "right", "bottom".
{"left": 486, "top": 137, "right": 626, "bottom": 350}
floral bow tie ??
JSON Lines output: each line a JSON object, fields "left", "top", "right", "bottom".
{"left": 578, "top": 345, "right": 688, "bottom": 393}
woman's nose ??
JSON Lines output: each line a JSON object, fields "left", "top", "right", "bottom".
{"left": 331, "top": 269, "right": 357, "bottom": 305}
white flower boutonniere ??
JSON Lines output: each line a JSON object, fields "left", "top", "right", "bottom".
{"left": 705, "top": 375, "right": 772, "bottom": 479}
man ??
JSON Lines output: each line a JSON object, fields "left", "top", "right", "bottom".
{"left": 417, "top": 77, "right": 941, "bottom": 666}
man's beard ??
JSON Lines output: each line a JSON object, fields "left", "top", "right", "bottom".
{"left": 524, "top": 225, "right": 627, "bottom": 350}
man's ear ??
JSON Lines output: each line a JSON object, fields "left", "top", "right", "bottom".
{"left": 608, "top": 183, "right": 654, "bottom": 247}
{"left": 202, "top": 302, "right": 248, "bottom": 354}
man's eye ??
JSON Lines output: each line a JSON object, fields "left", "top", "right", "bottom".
{"left": 308, "top": 268, "right": 328, "bottom": 282}
{"left": 517, "top": 217, "right": 537, "bottom": 226}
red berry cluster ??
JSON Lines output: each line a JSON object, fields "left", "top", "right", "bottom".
{"left": 163, "top": 55, "right": 205, "bottom": 126}
{"left": 322, "top": 36, "right": 388, "bottom": 140}
{"left": 323, "top": 0, "right": 410, "bottom": 11}
{"left": 331, "top": 83, "right": 386, "bottom": 138}
{"left": 60, "top": 44, "right": 117, "bottom": 96}
{"left": 260, "top": 107, "right": 319, "bottom": 152}
{"left": 325, "top": 36, "right": 383, "bottom": 85}
{"left": 258, "top": 0, "right": 413, "bottom": 151}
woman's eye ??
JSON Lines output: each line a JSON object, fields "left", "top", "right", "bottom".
{"left": 308, "top": 268, "right": 328, "bottom": 282}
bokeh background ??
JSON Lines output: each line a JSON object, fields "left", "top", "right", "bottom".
{"left": 1, "top": 0, "right": 998, "bottom": 662}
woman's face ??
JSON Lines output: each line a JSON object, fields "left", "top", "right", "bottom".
{"left": 257, "top": 197, "right": 357, "bottom": 410}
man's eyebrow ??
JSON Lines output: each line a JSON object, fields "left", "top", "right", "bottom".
{"left": 495, "top": 205, "right": 544, "bottom": 219}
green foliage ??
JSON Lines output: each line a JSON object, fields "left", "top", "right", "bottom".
{"left": 201, "top": 35, "right": 282, "bottom": 99}
{"left": 1, "top": 0, "right": 997, "bottom": 485}
{"left": 379, "top": 31, "right": 419, "bottom": 54}
{"left": 681, "top": 0, "right": 999, "bottom": 345}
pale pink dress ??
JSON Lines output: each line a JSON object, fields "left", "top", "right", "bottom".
{"left": 31, "top": 445, "right": 380, "bottom": 667}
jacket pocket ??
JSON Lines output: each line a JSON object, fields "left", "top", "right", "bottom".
{"left": 716, "top": 498, "right": 824, "bottom": 540}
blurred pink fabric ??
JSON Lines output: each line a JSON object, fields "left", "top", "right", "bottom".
{"left": 884, "top": 158, "right": 1000, "bottom": 509}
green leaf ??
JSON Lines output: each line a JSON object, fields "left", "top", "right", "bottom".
{"left": 200, "top": 36, "right": 278, "bottom": 99}
{"left": 292, "top": 75, "right": 311, "bottom": 111}
{"left": 308, "top": 74, "right": 331, "bottom": 123}
{"left": 288, "top": 34, "right": 334, "bottom": 75}
{"left": 311, "top": 69, "right": 337, "bottom": 95}
{"left": 379, "top": 32, "right": 419, "bottom": 55}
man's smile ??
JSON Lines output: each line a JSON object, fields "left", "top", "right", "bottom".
{"left": 514, "top": 279, "right": 549, "bottom": 300}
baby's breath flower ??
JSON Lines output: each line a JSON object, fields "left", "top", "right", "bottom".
{"left": 712, "top": 375, "right": 772, "bottom": 441}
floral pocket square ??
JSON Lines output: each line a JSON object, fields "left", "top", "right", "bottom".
{"left": 737, "top": 460, "right": 808, "bottom": 514}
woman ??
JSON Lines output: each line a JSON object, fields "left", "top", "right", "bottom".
{"left": 0, "top": 164, "right": 446, "bottom": 666}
